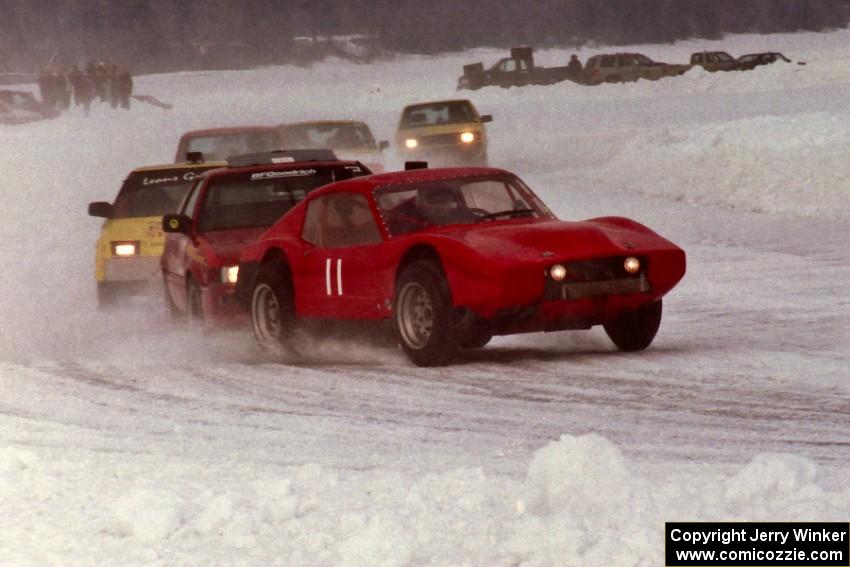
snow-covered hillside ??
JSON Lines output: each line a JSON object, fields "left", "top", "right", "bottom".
{"left": 1, "top": 28, "right": 849, "bottom": 565}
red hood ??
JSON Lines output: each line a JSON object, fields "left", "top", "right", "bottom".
{"left": 442, "top": 218, "right": 677, "bottom": 261}
{"left": 200, "top": 227, "right": 269, "bottom": 263}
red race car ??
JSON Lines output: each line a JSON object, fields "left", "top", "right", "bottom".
{"left": 161, "top": 150, "right": 371, "bottom": 324}
{"left": 235, "top": 165, "right": 686, "bottom": 366}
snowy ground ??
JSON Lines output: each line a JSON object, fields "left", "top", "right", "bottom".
{"left": 1, "top": 28, "right": 849, "bottom": 566}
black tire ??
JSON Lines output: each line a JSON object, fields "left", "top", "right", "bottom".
{"left": 394, "top": 260, "right": 457, "bottom": 367}
{"left": 186, "top": 278, "right": 204, "bottom": 325}
{"left": 250, "top": 264, "right": 295, "bottom": 352}
{"left": 603, "top": 299, "right": 663, "bottom": 352}
{"left": 96, "top": 282, "right": 115, "bottom": 309}
{"left": 162, "top": 276, "right": 181, "bottom": 319}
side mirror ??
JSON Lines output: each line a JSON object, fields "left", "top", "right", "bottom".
{"left": 162, "top": 213, "right": 191, "bottom": 234}
{"left": 88, "top": 201, "right": 113, "bottom": 218}
{"left": 479, "top": 114, "right": 493, "bottom": 123}
{"left": 378, "top": 140, "right": 390, "bottom": 151}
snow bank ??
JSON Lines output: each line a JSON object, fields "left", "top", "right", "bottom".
{"left": 594, "top": 112, "right": 850, "bottom": 219}
{"left": 2, "top": 434, "right": 848, "bottom": 565}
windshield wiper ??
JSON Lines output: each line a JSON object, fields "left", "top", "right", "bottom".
{"left": 479, "top": 208, "right": 535, "bottom": 221}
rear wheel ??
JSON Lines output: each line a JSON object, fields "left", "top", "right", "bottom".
{"left": 394, "top": 261, "right": 456, "bottom": 366}
{"left": 96, "top": 282, "right": 116, "bottom": 309}
{"left": 250, "top": 264, "right": 295, "bottom": 352}
{"left": 187, "top": 279, "right": 204, "bottom": 325}
{"left": 603, "top": 299, "right": 663, "bottom": 352}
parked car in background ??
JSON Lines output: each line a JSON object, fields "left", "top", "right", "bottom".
{"left": 174, "top": 126, "right": 281, "bottom": 162}
{"left": 236, "top": 164, "right": 686, "bottom": 366}
{"left": 457, "top": 46, "right": 579, "bottom": 90}
{"left": 88, "top": 159, "right": 224, "bottom": 307}
{"left": 278, "top": 120, "right": 389, "bottom": 172}
{"left": 690, "top": 51, "right": 749, "bottom": 72}
{"left": 160, "top": 150, "right": 371, "bottom": 325}
{"left": 395, "top": 99, "right": 492, "bottom": 167}
{"left": 0, "top": 90, "right": 60, "bottom": 125}
{"left": 582, "top": 53, "right": 690, "bottom": 84}
{"left": 737, "top": 52, "right": 799, "bottom": 68}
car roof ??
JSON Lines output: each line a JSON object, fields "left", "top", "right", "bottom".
{"left": 130, "top": 160, "right": 227, "bottom": 173}
{"left": 307, "top": 166, "right": 512, "bottom": 198}
{"left": 401, "top": 99, "right": 474, "bottom": 111}
{"left": 281, "top": 119, "right": 369, "bottom": 127}
{"left": 179, "top": 126, "right": 277, "bottom": 137}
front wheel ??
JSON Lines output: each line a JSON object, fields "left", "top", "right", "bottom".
{"left": 250, "top": 264, "right": 295, "bottom": 352}
{"left": 394, "top": 261, "right": 456, "bottom": 367}
{"left": 163, "top": 276, "right": 181, "bottom": 319}
{"left": 603, "top": 299, "right": 662, "bottom": 352}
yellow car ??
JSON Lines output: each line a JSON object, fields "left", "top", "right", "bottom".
{"left": 396, "top": 99, "right": 493, "bottom": 167}
{"left": 88, "top": 159, "right": 224, "bottom": 307}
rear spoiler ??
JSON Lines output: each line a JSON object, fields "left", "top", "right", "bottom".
{"left": 227, "top": 149, "right": 337, "bottom": 167}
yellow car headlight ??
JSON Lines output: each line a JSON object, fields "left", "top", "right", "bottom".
{"left": 112, "top": 241, "right": 139, "bottom": 257}
{"left": 405, "top": 138, "right": 418, "bottom": 149}
{"left": 460, "top": 131, "right": 475, "bottom": 144}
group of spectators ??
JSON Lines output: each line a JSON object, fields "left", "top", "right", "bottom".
{"left": 38, "top": 62, "right": 133, "bottom": 116}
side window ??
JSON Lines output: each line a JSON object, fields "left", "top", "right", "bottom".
{"left": 601, "top": 55, "right": 615, "bottom": 68}
{"left": 310, "top": 193, "right": 382, "bottom": 248}
{"left": 181, "top": 178, "right": 204, "bottom": 219}
{"left": 693, "top": 53, "right": 703, "bottom": 63}
{"left": 502, "top": 59, "right": 517, "bottom": 72}
{"left": 302, "top": 199, "right": 322, "bottom": 245}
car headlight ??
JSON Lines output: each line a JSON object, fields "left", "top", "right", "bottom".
{"left": 112, "top": 241, "right": 139, "bottom": 257}
{"left": 221, "top": 265, "right": 239, "bottom": 284}
{"left": 624, "top": 256, "right": 641, "bottom": 274}
{"left": 460, "top": 131, "right": 475, "bottom": 143}
{"left": 549, "top": 264, "right": 567, "bottom": 281}
{"left": 405, "top": 138, "right": 418, "bottom": 149}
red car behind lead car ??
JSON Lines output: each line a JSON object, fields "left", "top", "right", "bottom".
{"left": 236, "top": 166, "right": 686, "bottom": 366}
{"left": 161, "top": 150, "right": 371, "bottom": 325}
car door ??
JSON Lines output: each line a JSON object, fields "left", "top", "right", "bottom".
{"left": 162, "top": 177, "right": 204, "bottom": 310}
{"left": 295, "top": 192, "right": 387, "bottom": 319}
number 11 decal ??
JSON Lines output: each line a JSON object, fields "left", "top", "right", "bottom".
{"left": 325, "top": 258, "right": 343, "bottom": 296}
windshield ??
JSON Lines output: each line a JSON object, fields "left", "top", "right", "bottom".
{"left": 197, "top": 165, "right": 364, "bottom": 232}
{"left": 400, "top": 101, "right": 476, "bottom": 129}
{"left": 112, "top": 168, "right": 213, "bottom": 218}
{"left": 374, "top": 174, "right": 554, "bottom": 237}
{"left": 184, "top": 131, "right": 280, "bottom": 161}
{"left": 279, "top": 122, "right": 377, "bottom": 150}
